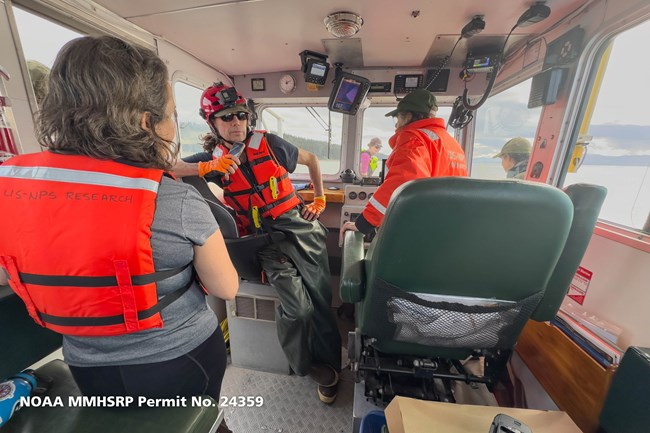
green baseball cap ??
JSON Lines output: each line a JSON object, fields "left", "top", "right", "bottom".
{"left": 385, "top": 89, "right": 438, "bottom": 117}
{"left": 494, "top": 137, "right": 532, "bottom": 158}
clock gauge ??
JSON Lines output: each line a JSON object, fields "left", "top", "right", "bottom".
{"left": 279, "top": 74, "right": 296, "bottom": 94}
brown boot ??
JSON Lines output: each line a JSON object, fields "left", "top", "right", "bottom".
{"left": 309, "top": 364, "right": 339, "bottom": 404}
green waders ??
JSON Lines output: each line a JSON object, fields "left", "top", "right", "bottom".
{"left": 257, "top": 208, "right": 341, "bottom": 376}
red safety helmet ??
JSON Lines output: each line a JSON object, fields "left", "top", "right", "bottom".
{"left": 199, "top": 82, "right": 249, "bottom": 123}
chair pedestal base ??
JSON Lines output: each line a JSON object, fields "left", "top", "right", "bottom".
{"left": 350, "top": 332, "right": 512, "bottom": 405}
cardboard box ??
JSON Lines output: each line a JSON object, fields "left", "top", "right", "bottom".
{"left": 385, "top": 396, "right": 582, "bottom": 433}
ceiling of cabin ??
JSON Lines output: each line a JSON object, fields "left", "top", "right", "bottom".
{"left": 92, "top": 0, "right": 585, "bottom": 76}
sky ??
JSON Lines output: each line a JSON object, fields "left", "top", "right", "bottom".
{"left": 12, "top": 6, "right": 650, "bottom": 159}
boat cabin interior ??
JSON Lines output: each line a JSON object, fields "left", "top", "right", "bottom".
{"left": 1, "top": 0, "right": 650, "bottom": 432}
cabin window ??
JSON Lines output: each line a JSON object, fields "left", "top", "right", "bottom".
{"left": 174, "top": 82, "right": 205, "bottom": 158}
{"left": 12, "top": 7, "right": 82, "bottom": 108}
{"left": 564, "top": 20, "right": 650, "bottom": 233}
{"left": 471, "top": 79, "right": 542, "bottom": 180}
{"left": 260, "top": 106, "right": 343, "bottom": 175}
{"left": 359, "top": 106, "right": 452, "bottom": 178}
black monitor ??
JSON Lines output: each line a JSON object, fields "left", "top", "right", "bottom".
{"left": 328, "top": 72, "right": 371, "bottom": 116}
{"left": 300, "top": 50, "right": 330, "bottom": 86}
{"left": 305, "top": 58, "right": 329, "bottom": 85}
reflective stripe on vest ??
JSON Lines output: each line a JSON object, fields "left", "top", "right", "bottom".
{"left": 0, "top": 152, "right": 191, "bottom": 336}
{"left": 368, "top": 196, "right": 387, "bottom": 216}
{"left": 417, "top": 128, "right": 439, "bottom": 141}
{"left": 0, "top": 165, "right": 159, "bottom": 192}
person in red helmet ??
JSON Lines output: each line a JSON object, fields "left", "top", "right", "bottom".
{"left": 174, "top": 82, "right": 341, "bottom": 404}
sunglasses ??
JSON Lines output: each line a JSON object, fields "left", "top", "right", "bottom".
{"left": 219, "top": 112, "right": 249, "bottom": 122}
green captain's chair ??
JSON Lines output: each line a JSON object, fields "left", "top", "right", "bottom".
{"left": 340, "top": 177, "right": 574, "bottom": 402}
{"left": 531, "top": 183, "right": 607, "bottom": 321}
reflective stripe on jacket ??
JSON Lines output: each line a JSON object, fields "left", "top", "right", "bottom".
{"left": 0, "top": 152, "right": 190, "bottom": 336}
{"left": 220, "top": 131, "right": 301, "bottom": 235}
{"left": 362, "top": 117, "right": 468, "bottom": 227}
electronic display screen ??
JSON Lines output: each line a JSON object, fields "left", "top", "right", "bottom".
{"left": 332, "top": 78, "right": 360, "bottom": 112}
{"left": 328, "top": 71, "right": 370, "bottom": 115}
{"left": 465, "top": 54, "right": 499, "bottom": 72}
{"left": 393, "top": 74, "right": 422, "bottom": 94}
{"left": 405, "top": 76, "right": 419, "bottom": 88}
{"left": 304, "top": 58, "right": 329, "bottom": 84}
{"left": 472, "top": 56, "right": 492, "bottom": 68}
{"left": 310, "top": 62, "right": 327, "bottom": 77}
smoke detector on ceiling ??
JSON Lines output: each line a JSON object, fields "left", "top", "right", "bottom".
{"left": 324, "top": 12, "right": 363, "bottom": 38}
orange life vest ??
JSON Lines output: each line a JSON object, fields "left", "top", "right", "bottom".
{"left": 0, "top": 152, "right": 192, "bottom": 337}
{"left": 218, "top": 132, "right": 301, "bottom": 234}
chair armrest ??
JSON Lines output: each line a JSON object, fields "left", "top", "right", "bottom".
{"left": 340, "top": 231, "right": 366, "bottom": 303}
{"left": 225, "top": 232, "right": 285, "bottom": 281}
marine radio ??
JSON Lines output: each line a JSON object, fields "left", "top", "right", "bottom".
{"left": 464, "top": 54, "right": 500, "bottom": 73}
{"left": 393, "top": 74, "right": 422, "bottom": 95}
{"left": 300, "top": 50, "right": 330, "bottom": 86}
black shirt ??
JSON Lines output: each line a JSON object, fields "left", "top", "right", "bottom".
{"left": 182, "top": 132, "right": 299, "bottom": 173}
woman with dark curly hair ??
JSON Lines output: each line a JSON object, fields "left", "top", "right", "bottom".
{"left": 0, "top": 36, "right": 238, "bottom": 427}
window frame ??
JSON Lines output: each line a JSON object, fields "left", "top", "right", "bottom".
{"left": 171, "top": 75, "right": 208, "bottom": 158}
{"left": 257, "top": 102, "right": 348, "bottom": 181}
{"left": 558, "top": 17, "right": 650, "bottom": 252}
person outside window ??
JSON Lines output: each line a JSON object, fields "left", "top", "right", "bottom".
{"left": 494, "top": 137, "right": 532, "bottom": 179}
{"left": 360, "top": 137, "right": 382, "bottom": 176}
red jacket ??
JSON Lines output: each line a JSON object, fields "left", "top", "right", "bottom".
{"left": 360, "top": 117, "right": 468, "bottom": 229}
{"left": 219, "top": 132, "right": 301, "bottom": 234}
{"left": 0, "top": 152, "right": 191, "bottom": 336}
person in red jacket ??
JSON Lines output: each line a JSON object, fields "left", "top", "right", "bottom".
{"left": 341, "top": 89, "right": 468, "bottom": 237}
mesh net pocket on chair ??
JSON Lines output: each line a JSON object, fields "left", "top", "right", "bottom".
{"left": 371, "top": 278, "right": 542, "bottom": 350}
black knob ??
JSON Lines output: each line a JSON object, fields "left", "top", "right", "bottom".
{"left": 358, "top": 192, "right": 367, "bottom": 200}
{"left": 349, "top": 192, "right": 358, "bottom": 200}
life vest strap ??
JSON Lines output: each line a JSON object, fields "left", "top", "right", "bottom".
{"left": 37, "top": 275, "right": 195, "bottom": 327}
{"left": 248, "top": 155, "right": 272, "bottom": 166}
{"left": 114, "top": 260, "right": 138, "bottom": 332}
{"left": 224, "top": 172, "right": 289, "bottom": 197}
{"left": 257, "top": 191, "right": 297, "bottom": 215}
{"left": 0, "top": 255, "right": 45, "bottom": 327}
{"left": 17, "top": 263, "right": 191, "bottom": 287}
{"left": 234, "top": 191, "right": 297, "bottom": 216}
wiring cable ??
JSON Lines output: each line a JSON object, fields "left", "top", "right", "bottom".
{"left": 424, "top": 35, "right": 463, "bottom": 90}
{"left": 461, "top": 23, "right": 518, "bottom": 111}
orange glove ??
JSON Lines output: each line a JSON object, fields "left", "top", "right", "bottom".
{"left": 302, "top": 195, "right": 326, "bottom": 221}
{"left": 198, "top": 155, "right": 237, "bottom": 178}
